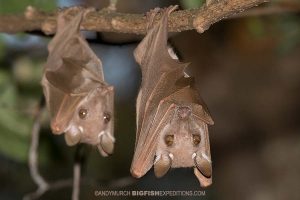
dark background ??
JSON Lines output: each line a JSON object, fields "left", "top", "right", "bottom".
{"left": 0, "top": 0, "right": 300, "bottom": 199}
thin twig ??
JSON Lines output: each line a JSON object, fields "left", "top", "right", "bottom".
{"left": 72, "top": 163, "right": 81, "bottom": 200}
{"left": 107, "top": 0, "right": 118, "bottom": 11}
{"left": 231, "top": 2, "right": 300, "bottom": 18}
{"left": 72, "top": 145, "right": 85, "bottom": 200}
{"left": 23, "top": 98, "right": 49, "bottom": 200}
{"left": 0, "top": 0, "right": 269, "bottom": 35}
{"left": 193, "top": 0, "right": 269, "bottom": 33}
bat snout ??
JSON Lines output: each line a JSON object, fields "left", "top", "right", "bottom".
{"left": 50, "top": 120, "right": 65, "bottom": 134}
{"left": 177, "top": 106, "right": 192, "bottom": 120}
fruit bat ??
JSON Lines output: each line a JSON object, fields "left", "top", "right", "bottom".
{"left": 41, "top": 10, "right": 114, "bottom": 156}
{"left": 130, "top": 6, "right": 214, "bottom": 187}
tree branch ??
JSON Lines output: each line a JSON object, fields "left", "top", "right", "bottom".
{"left": 0, "top": 0, "right": 269, "bottom": 35}
{"left": 231, "top": 1, "right": 300, "bottom": 18}
{"left": 23, "top": 98, "right": 49, "bottom": 200}
{"left": 193, "top": 0, "right": 269, "bottom": 33}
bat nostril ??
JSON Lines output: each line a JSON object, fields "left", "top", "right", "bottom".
{"left": 177, "top": 106, "right": 191, "bottom": 119}
{"left": 51, "top": 121, "right": 64, "bottom": 134}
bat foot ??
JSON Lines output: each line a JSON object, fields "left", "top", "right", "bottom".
{"left": 154, "top": 153, "right": 173, "bottom": 178}
{"left": 193, "top": 152, "right": 212, "bottom": 178}
{"left": 97, "top": 131, "right": 115, "bottom": 156}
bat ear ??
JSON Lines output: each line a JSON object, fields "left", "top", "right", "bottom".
{"left": 192, "top": 104, "right": 214, "bottom": 125}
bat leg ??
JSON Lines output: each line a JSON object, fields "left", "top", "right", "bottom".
{"left": 65, "top": 126, "right": 81, "bottom": 146}
{"left": 97, "top": 131, "right": 115, "bottom": 156}
{"left": 154, "top": 153, "right": 173, "bottom": 178}
{"left": 193, "top": 152, "right": 212, "bottom": 178}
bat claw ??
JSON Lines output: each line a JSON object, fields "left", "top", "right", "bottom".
{"left": 154, "top": 154, "right": 172, "bottom": 178}
{"left": 193, "top": 152, "right": 212, "bottom": 178}
{"left": 65, "top": 129, "right": 81, "bottom": 146}
{"left": 98, "top": 131, "right": 115, "bottom": 156}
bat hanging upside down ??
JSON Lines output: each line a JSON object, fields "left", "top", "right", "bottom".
{"left": 41, "top": 9, "right": 115, "bottom": 157}
{"left": 130, "top": 6, "right": 214, "bottom": 187}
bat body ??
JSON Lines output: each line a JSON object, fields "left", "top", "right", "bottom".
{"left": 41, "top": 10, "right": 114, "bottom": 156}
{"left": 130, "top": 6, "right": 214, "bottom": 187}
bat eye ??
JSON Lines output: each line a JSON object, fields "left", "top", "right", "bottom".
{"left": 193, "top": 134, "right": 201, "bottom": 146}
{"left": 103, "top": 113, "right": 111, "bottom": 124}
{"left": 164, "top": 134, "right": 174, "bottom": 146}
{"left": 78, "top": 108, "right": 88, "bottom": 119}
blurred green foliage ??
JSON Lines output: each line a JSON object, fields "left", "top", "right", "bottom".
{"left": 0, "top": 56, "right": 44, "bottom": 162}
{"left": 276, "top": 15, "right": 300, "bottom": 54}
{"left": 245, "top": 14, "right": 300, "bottom": 54}
{"left": 246, "top": 18, "right": 266, "bottom": 38}
{"left": 0, "top": 0, "right": 57, "bottom": 14}
{"left": 0, "top": 36, "right": 4, "bottom": 60}
{"left": 0, "top": 69, "right": 32, "bottom": 161}
{"left": 180, "top": 0, "right": 205, "bottom": 9}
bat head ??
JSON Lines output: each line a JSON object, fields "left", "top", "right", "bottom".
{"left": 154, "top": 105, "right": 212, "bottom": 182}
{"left": 62, "top": 86, "right": 115, "bottom": 156}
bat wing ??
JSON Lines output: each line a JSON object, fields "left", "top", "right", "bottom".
{"left": 131, "top": 100, "right": 176, "bottom": 177}
{"left": 46, "top": 58, "right": 103, "bottom": 95}
{"left": 47, "top": 11, "right": 83, "bottom": 54}
{"left": 42, "top": 11, "right": 106, "bottom": 134}
{"left": 136, "top": 66, "right": 190, "bottom": 142}
{"left": 134, "top": 6, "right": 184, "bottom": 136}
{"left": 46, "top": 10, "right": 104, "bottom": 79}
{"left": 132, "top": 85, "right": 191, "bottom": 177}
